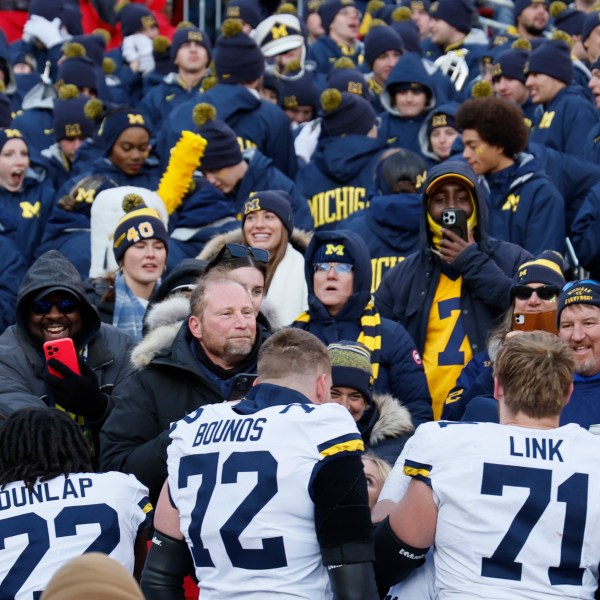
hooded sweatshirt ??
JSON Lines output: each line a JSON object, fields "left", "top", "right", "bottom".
{"left": 529, "top": 85, "right": 598, "bottom": 158}
{"left": 377, "top": 53, "right": 437, "bottom": 155}
{"left": 295, "top": 135, "right": 387, "bottom": 231}
{"left": 292, "top": 229, "right": 433, "bottom": 426}
{"left": 374, "top": 162, "right": 531, "bottom": 417}
{"left": 0, "top": 250, "right": 134, "bottom": 455}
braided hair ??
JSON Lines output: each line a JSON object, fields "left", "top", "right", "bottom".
{"left": 0, "top": 408, "right": 92, "bottom": 491}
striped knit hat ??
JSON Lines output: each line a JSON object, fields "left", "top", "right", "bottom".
{"left": 328, "top": 340, "right": 373, "bottom": 402}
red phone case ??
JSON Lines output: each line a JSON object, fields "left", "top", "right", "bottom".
{"left": 43, "top": 338, "right": 80, "bottom": 378}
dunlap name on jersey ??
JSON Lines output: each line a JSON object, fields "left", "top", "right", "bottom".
{"left": 0, "top": 477, "right": 93, "bottom": 510}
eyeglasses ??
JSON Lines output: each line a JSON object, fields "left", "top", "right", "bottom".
{"left": 561, "top": 278, "right": 600, "bottom": 293}
{"left": 512, "top": 285, "right": 559, "bottom": 301}
{"left": 217, "top": 243, "right": 269, "bottom": 264}
{"left": 313, "top": 263, "right": 354, "bottom": 275}
{"left": 31, "top": 298, "right": 79, "bottom": 315}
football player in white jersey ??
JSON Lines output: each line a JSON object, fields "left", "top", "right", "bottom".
{"left": 374, "top": 331, "right": 600, "bottom": 599}
{"left": 0, "top": 408, "right": 152, "bottom": 600}
{"left": 142, "top": 328, "right": 379, "bottom": 600}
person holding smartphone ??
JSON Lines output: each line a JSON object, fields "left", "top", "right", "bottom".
{"left": 442, "top": 250, "right": 566, "bottom": 422}
{"left": 375, "top": 161, "right": 531, "bottom": 419}
{"left": 0, "top": 250, "right": 135, "bottom": 464}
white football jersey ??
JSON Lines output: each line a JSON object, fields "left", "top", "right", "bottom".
{"left": 167, "top": 395, "right": 364, "bottom": 600}
{"left": 0, "top": 472, "right": 152, "bottom": 600}
{"left": 400, "top": 421, "right": 600, "bottom": 600}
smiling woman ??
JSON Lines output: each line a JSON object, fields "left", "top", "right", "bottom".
{"left": 37, "top": 102, "right": 160, "bottom": 278}
{"left": 85, "top": 194, "right": 169, "bottom": 341}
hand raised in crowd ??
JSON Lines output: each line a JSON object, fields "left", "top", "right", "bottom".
{"left": 439, "top": 227, "right": 475, "bottom": 264}
{"left": 43, "top": 356, "right": 108, "bottom": 422}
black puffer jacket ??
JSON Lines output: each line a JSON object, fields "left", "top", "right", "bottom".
{"left": 100, "top": 313, "right": 266, "bottom": 504}
{"left": 0, "top": 251, "right": 135, "bottom": 454}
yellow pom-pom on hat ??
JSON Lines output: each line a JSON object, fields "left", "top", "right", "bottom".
{"left": 471, "top": 80, "right": 493, "bottom": 98}
{"left": 58, "top": 84, "right": 80, "bottom": 100}
{"left": 193, "top": 103, "right": 217, "bottom": 126}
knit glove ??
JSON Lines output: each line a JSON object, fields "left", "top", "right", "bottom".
{"left": 43, "top": 356, "right": 108, "bottom": 422}
{"left": 122, "top": 33, "right": 155, "bottom": 74}
{"left": 23, "top": 15, "right": 65, "bottom": 49}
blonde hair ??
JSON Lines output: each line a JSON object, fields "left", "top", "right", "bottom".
{"left": 257, "top": 328, "right": 330, "bottom": 381}
{"left": 243, "top": 226, "right": 289, "bottom": 294}
{"left": 493, "top": 331, "right": 574, "bottom": 419}
{"left": 362, "top": 452, "right": 392, "bottom": 482}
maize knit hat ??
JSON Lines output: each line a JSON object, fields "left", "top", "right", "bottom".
{"left": 364, "top": 25, "right": 405, "bottom": 68}
{"left": 242, "top": 190, "right": 294, "bottom": 237}
{"left": 511, "top": 250, "right": 566, "bottom": 291}
{"left": 551, "top": 2, "right": 585, "bottom": 37}
{"left": 280, "top": 73, "right": 320, "bottom": 113}
{"left": 70, "top": 34, "right": 106, "bottom": 66}
{"left": 113, "top": 193, "right": 169, "bottom": 263}
{"left": 53, "top": 91, "right": 94, "bottom": 141}
{"left": 326, "top": 61, "right": 370, "bottom": 100}
{"left": 225, "top": 0, "right": 262, "bottom": 28}
{"left": 192, "top": 103, "right": 243, "bottom": 171}
{"left": 514, "top": 0, "right": 548, "bottom": 17}
{"left": 56, "top": 56, "right": 99, "bottom": 93}
{"left": 320, "top": 88, "right": 377, "bottom": 136}
{"left": 170, "top": 26, "right": 212, "bottom": 63}
{"left": 557, "top": 279, "right": 600, "bottom": 322}
{"left": 427, "top": 107, "right": 458, "bottom": 136}
{"left": 214, "top": 19, "right": 265, "bottom": 84}
{"left": 391, "top": 17, "right": 422, "bottom": 54}
{"left": 312, "top": 240, "right": 353, "bottom": 263}
{"left": 401, "top": 0, "right": 432, "bottom": 11}
{"left": 429, "top": 0, "right": 475, "bottom": 34}
{"left": 0, "top": 127, "right": 27, "bottom": 152}
{"left": 118, "top": 3, "right": 157, "bottom": 36}
{"left": 582, "top": 10, "right": 600, "bottom": 42}
{"left": 328, "top": 341, "right": 374, "bottom": 403}
{"left": 319, "top": 0, "right": 357, "bottom": 32}
{"left": 524, "top": 39, "right": 573, "bottom": 85}
{"left": 89, "top": 103, "right": 151, "bottom": 157}
{"left": 492, "top": 47, "right": 530, "bottom": 83}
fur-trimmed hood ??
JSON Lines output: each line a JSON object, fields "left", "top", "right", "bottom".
{"left": 362, "top": 392, "right": 414, "bottom": 446}
{"left": 197, "top": 227, "right": 312, "bottom": 262}
{"left": 131, "top": 291, "right": 281, "bottom": 370}
{"left": 131, "top": 294, "right": 190, "bottom": 370}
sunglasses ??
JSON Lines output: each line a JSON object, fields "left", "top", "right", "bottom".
{"left": 217, "top": 243, "right": 269, "bottom": 264}
{"left": 512, "top": 285, "right": 559, "bottom": 301}
{"left": 562, "top": 278, "right": 600, "bottom": 292}
{"left": 313, "top": 262, "right": 354, "bottom": 275}
{"left": 31, "top": 298, "right": 79, "bottom": 315}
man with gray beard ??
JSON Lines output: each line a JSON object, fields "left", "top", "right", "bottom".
{"left": 100, "top": 278, "right": 266, "bottom": 504}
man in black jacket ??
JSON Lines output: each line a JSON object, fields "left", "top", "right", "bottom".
{"left": 0, "top": 250, "right": 135, "bottom": 465}
{"left": 100, "top": 277, "right": 266, "bottom": 503}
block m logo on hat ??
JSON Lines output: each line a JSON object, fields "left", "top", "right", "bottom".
{"left": 325, "top": 244, "right": 345, "bottom": 256}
